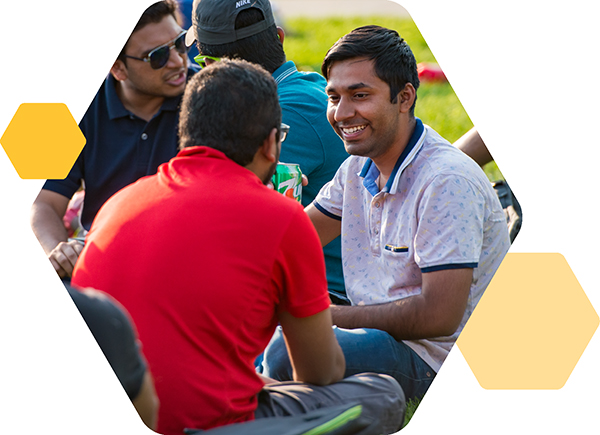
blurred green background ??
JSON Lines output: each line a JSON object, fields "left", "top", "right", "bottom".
{"left": 281, "top": 16, "right": 502, "bottom": 180}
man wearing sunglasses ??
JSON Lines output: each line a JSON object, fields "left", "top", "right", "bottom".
{"left": 31, "top": 0, "right": 199, "bottom": 278}
{"left": 186, "top": 0, "right": 351, "bottom": 306}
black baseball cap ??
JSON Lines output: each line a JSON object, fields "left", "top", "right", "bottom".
{"left": 185, "top": 0, "right": 276, "bottom": 47}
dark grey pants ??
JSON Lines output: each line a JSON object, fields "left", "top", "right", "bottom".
{"left": 255, "top": 373, "right": 406, "bottom": 434}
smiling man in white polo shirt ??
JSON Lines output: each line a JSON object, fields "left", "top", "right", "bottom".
{"left": 261, "top": 25, "right": 511, "bottom": 402}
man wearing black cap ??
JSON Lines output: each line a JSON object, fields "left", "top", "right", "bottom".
{"left": 185, "top": 0, "right": 350, "bottom": 305}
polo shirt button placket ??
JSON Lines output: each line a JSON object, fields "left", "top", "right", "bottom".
{"left": 370, "top": 195, "right": 384, "bottom": 254}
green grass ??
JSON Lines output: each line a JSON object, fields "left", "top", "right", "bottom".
{"left": 282, "top": 16, "right": 503, "bottom": 181}
{"left": 283, "top": 16, "right": 437, "bottom": 72}
{"left": 403, "top": 396, "right": 421, "bottom": 428}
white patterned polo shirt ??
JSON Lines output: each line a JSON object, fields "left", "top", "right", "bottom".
{"left": 314, "top": 119, "right": 510, "bottom": 372}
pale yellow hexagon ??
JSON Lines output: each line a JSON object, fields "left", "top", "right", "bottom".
{"left": 0, "top": 103, "right": 86, "bottom": 179}
{"left": 457, "top": 253, "right": 599, "bottom": 389}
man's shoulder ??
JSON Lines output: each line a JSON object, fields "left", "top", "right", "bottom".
{"left": 278, "top": 72, "right": 327, "bottom": 96}
{"left": 287, "top": 68, "right": 327, "bottom": 86}
{"left": 276, "top": 65, "right": 332, "bottom": 135}
{"left": 80, "top": 74, "right": 126, "bottom": 126}
{"left": 412, "top": 126, "right": 501, "bottom": 206}
{"left": 82, "top": 75, "right": 112, "bottom": 115}
{"left": 419, "top": 126, "right": 485, "bottom": 178}
{"left": 253, "top": 185, "right": 307, "bottom": 216}
{"left": 276, "top": 61, "right": 326, "bottom": 94}
{"left": 329, "top": 155, "right": 368, "bottom": 183}
{"left": 144, "top": 148, "right": 305, "bottom": 214}
{"left": 344, "top": 154, "right": 369, "bottom": 170}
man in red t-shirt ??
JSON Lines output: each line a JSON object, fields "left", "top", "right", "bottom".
{"left": 72, "top": 59, "right": 405, "bottom": 435}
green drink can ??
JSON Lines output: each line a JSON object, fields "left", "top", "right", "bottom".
{"left": 272, "top": 163, "right": 302, "bottom": 203}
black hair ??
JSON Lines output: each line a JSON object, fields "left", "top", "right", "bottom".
{"left": 117, "top": 0, "right": 180, "bottom": 63}
{"left": 178, "top": 59, "right": 282, "bottom": 166}
{"left": 197, "top": 8, "right": 286, "bottom": 74}
{"left": 322, "top": 25, "right": 420, "bottom": 114}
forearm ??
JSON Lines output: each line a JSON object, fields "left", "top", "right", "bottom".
{"left": 280, "top": 309, "right": 345, "bottom": 386}
{"left": 454, "top": 128, "right": 493, "bottom": 167}
{"left": 293, "top": 342, "right": 345, "bottom": 386}
{"left": 332, "top": 269, "right": 473, "bottom": 340}
{"left": 132, "top": 371, "right": 159, "bottom": 430}
{"left": 30, "top": 202, "right": 69, "bottom": 254}
{"left": 329, "top": 295, "right": 461, "bottom": 341}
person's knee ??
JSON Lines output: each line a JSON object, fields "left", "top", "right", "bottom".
{"left": 341, "top": 373, "right": 406, "bottom": 433}
{"left": 348, "top": 372, "right": 405, "bottom": 403}
{"left": 379, "top": 373, "right": 406, "bottom": 407}
{"left": 366, "top": 373, "right": 406, "bottom": 432}
{"left": 332, "top": 328, "right": 400, "bottom": 373}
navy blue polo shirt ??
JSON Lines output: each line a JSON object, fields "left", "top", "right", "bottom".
{"left": 43, "top": 67, "right": 198, "bottom": 231}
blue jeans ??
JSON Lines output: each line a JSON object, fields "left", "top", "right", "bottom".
{"left": 258, "top": 326, "right": 435, "bottom": 401}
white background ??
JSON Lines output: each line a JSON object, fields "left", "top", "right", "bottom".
{"left": 1, "top": 0, "right": 598, "bottom": 433}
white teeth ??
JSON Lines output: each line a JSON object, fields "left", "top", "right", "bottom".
{"left": 341, "top": 125, "right": 366, "bottom": 134}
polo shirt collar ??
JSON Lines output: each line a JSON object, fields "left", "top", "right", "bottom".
{"left": 104, "top": 73, "right": 183, "bottom": 121}
{"left": 272, "top": 60, "right": 297, "bottom": 85}
{"left": 359, "top": 118, "right": 425, "bottom": 196}
{"left": 105, "top": 74, "right": 129, "bottom": 120}
{"left": 177, "top": 145, "right": 228, "bottom": 160}
{"left": 160, "top": 92, "right": 182, "bottom": 112}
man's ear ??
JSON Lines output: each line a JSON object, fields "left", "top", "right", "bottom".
{"left": 110, "top": 59, "right": 128, "bottom": 82}
{"left": 260, "top": 127, "right": 279, "bottom": 163}
{"left": 276, "top": 26, "right": 285, "bottom": 44}
{"left": 398, "top": 83, "right": 416, "bottom": 114}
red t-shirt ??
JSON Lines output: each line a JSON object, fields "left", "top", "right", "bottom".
{"left": 73, "top": 146, "right": 330, "bottom": 435}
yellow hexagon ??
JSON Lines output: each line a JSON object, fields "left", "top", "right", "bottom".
{"left": 457, "top": 253, "right": 599, "bottom": 389}
{"left": 0, "top": 103, "right": 86, "bottom": 179}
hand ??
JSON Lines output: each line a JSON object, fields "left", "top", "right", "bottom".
{"left": 48, "top": 239, "right": 84, "bottom": 278}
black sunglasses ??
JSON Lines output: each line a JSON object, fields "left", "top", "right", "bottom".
{"left": 125, "top": 31, "right": 188, "bottom": 70}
